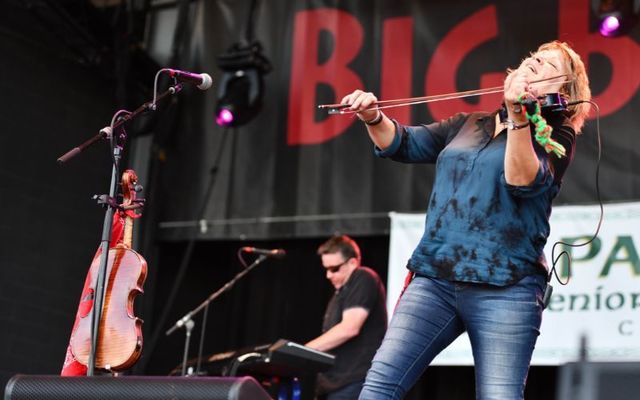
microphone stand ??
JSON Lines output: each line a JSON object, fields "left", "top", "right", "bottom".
{"left": 180, "top": 319, "right": 195, "bottom": 377}
{"left": 89, "top": 135, "right": 122, "bottom": 376}
{"left": 57, "top": 83, "right": 184, "bottom": 377}
{"left": 57, "top": 84, "right": 183, "bottom": 164}
{"left": 166, "top": 254, "right": 269, "bottom": 376}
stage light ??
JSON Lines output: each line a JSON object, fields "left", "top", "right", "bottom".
{"left": 595, "top": 0, "right": 639, "bottom": 37}
{"left": 216, "top": 108, "right": 234, "bottom": 126}
{"left": 215, "top": 42, "right": 271, "bottom": 127}
{"left": 600, "top": 15, "right": 621, "bottom": 36}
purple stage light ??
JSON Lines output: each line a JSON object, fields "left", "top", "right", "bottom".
{"left": 216, "top": 108, "right": 234, "bottom": 126}
{"left": 600, "top": 15, "right": 621, "bottom": 36}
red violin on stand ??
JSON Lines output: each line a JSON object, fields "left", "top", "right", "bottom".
{"left": 69, "top": 169, "right": 148, "bottom": 372}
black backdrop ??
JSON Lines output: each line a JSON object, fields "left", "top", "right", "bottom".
{"left": 0, "top": 0, "right": 113, "bottom": 386}
{"left": 0, "top": 1, "right": 638, "bottom": 399}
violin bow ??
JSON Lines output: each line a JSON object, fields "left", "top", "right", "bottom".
{"left": 319, "top": 74, "right": 572, "bottom": 115}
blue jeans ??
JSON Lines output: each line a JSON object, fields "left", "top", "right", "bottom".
{"left": 359, "top": 275, "right": 546, "bottom": 400}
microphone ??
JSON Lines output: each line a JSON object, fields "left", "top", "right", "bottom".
{"left": 241, "top": 247, "right": 286, "bottom": 258}
{"left": 165, "top": 69, "right": 213, "bottom": 90}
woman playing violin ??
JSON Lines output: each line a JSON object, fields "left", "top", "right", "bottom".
{"left": 341, "top": 41, "right": 591, "bottom": 400}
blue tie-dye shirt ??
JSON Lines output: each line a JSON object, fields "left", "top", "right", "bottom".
{"left": 377, "top": 111, "right": 575, "bottom": 286}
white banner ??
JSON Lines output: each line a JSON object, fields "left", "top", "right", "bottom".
{"left": 387, "top": 202, "right": 640, "bottom": 365}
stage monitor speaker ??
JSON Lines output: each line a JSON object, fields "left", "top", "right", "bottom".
{"left": 4, "top": 375, "right": 272, "bottom": 400}
{"left": 556, "top": 361, "right": 640, "bottom": 400}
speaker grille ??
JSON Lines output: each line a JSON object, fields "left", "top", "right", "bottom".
{"left": 4, "top": 375, "right": 272, "bottom": 400}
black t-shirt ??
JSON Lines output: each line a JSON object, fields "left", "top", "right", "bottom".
{"left": 316, "top": 267, "right": 387, "bottom": 395}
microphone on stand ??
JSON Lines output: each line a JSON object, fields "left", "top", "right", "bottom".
{"left": 241, "top": 247, "right": 286, "bottom": 258}
{"left": 164, "top": 69, "right": 213, "bottom": 90}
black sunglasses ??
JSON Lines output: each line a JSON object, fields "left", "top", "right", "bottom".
{"left": 324, "top": 259, "right": 350, "bottom": 273}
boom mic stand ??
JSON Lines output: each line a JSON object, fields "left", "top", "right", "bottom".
{"left": 57, "top": 82, "right": 184, "bottom": 376}
{"left": 166, "top": 254, "right": 269, "bottom": 376}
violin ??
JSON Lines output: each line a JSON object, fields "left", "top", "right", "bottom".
{"left": 70, "top": 169, "right": 148, "bottom": 371}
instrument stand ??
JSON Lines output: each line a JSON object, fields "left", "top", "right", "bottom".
{"left": 166, "top": 254, "right": 269, "bottom": 376}
{"left": 57, "top": 83, "right": 184, "bottom": 376}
